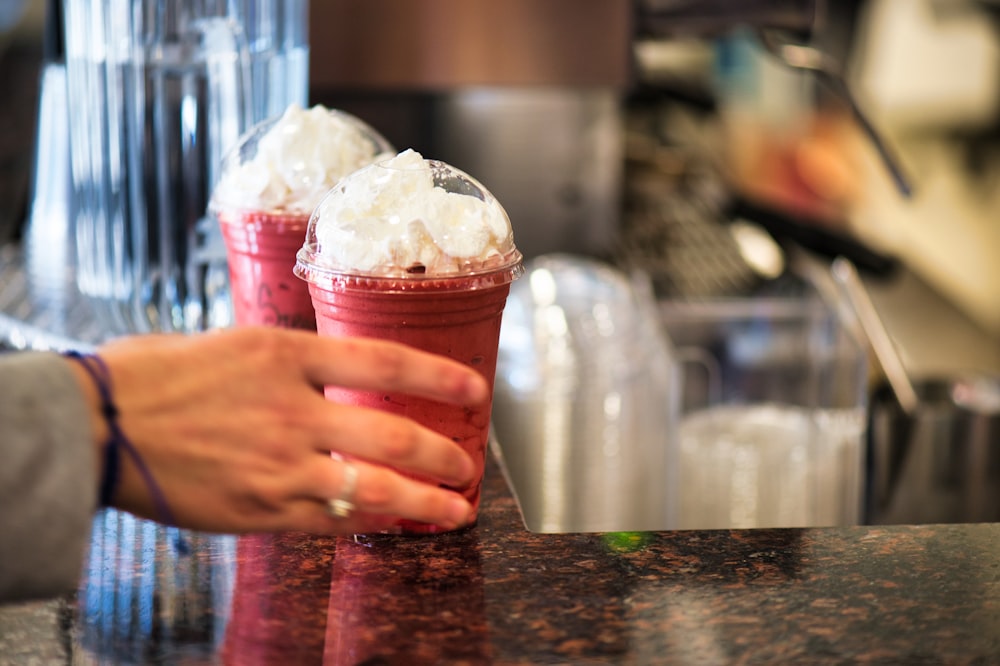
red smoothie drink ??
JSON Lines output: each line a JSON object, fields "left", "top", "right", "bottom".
{"left": 295, "top": 150, "right": 523, "bottom": 534}
{"left": 308, "top": 274, "right": 513, "bottom": 533}
{"left": 210, "top": 104, "right": 393, "bottom": 329}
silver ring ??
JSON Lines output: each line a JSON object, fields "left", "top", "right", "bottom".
{"left": 327, "top": 460, "right": 359, "bottom": 519}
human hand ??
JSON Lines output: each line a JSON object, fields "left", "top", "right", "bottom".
{"left": 68, "top": 327, "right": 489, "bottom": 535}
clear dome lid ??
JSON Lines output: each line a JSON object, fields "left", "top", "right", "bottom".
{"left": 210, "top": 104, "right": 394, "bottom": 216}
{"left": 294, "top": 150, "right": 522, "bottom": 291}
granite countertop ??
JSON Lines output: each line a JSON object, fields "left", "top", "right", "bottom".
{"left": 1, "top": 453, "right": 998, "bottom": 665}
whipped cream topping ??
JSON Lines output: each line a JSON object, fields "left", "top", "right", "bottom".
{"left": 211, "top": 104, "right": 392, "bottom": 215}
{"left": 307, "top": 149, "right": 517, "bottom": 276}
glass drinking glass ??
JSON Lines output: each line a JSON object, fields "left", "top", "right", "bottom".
{"left": 63, "top": 0, "right": 309, "bottom": 335}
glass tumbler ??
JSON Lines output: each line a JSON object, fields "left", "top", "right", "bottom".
{"left": 63, "top": 0, "right": 309, "bottom": 335}
{"left": 662, "top": 292, "right": 869, "bottom": 529}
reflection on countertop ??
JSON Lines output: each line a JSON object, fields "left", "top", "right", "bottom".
{"left": 1, "top": 454, "right": 997, "bottom": 665}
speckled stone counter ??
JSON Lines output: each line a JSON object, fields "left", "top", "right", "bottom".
{"left": 1, "top": 454, "right": 998, "bottom": 665}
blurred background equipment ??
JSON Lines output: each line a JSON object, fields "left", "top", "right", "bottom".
{"left": 867, "top": 373, "right": 1000, "bottom": 525}
{"left": 849, "top": 0, "right": 1000, "bottom": 337}
{"left": 309, "top": 0, "right": 632, "bottom": 261}
{"left": 0, "top": 0, "right": 40, "bottom": 247}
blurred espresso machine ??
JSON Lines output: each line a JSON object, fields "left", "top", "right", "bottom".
{"left": 308, "top": 0, "right": 837, "bottom": 261}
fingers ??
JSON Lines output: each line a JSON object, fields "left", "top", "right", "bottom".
{"left": 314, "top": 400, "right": 477, "bottom": 488}
{"left": 296, "top": 333, "right": 491, "bottom": 407}
{"left": 294, "top": 457, "right": 474, "bottom": 534}
{"left": 105, "top": 328, "right": 490, "bottom": 410}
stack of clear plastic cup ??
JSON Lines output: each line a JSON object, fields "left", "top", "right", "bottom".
{"left": 211, "top": 106, "right": 393, "bottom": 330}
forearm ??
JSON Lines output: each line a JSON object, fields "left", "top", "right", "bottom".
{"left": 0, "top": 352, "right": 99, "bottom": 602}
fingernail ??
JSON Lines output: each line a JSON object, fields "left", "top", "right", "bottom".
{"left": 465, "top": 373, "right": 490, "bottom": 405}
{"left": 447, "top": 497, "right": 472, "bottom": 527}
{"left": 458, "top": 453, "right": 476, "bottom": 487}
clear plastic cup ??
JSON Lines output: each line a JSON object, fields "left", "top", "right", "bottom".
{"left": 294, "top": 153, "right": 523, "bottom": 534}
{"left": 211, "top": 106, "right": 393, "bottom": 330}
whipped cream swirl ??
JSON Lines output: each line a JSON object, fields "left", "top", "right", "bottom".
{"left": 212, "top": 104, "right": 393, "bottom": 215}
{"left": 308, "top": 149, "right": 517, "bottom": 276}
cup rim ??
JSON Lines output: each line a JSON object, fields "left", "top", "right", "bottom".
{"left": 294, "top": 246, "right": 524, "bottom": 293}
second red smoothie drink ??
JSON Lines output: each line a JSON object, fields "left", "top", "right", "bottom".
{"left": 210, "top": 104, "right": 393, "bottom": 330}
{"left": 295, "top": 150, "right": 523, "bottom": 534}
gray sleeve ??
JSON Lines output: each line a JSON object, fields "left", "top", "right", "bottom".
{"left": 0, "top": 351, "right": 97, "bottom": 602}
